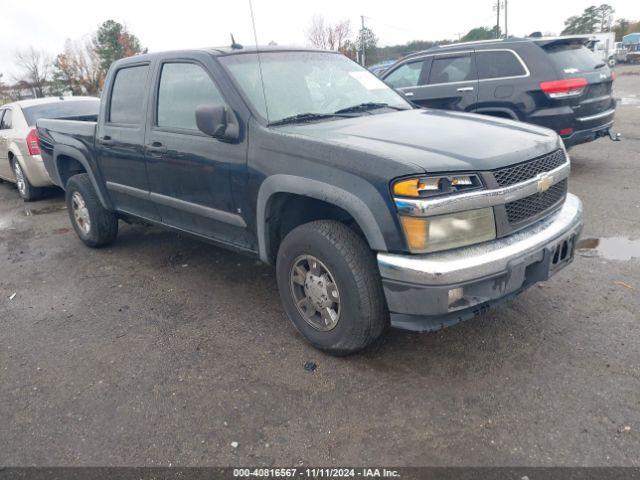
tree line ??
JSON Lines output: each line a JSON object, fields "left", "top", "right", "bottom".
{"left": 0, "top": 20, "right": 145, "bottom": 104}
{"left": 308, "top": 6, "right": 639, "bottom": 67}
{"left": 2, "top": 7, "right": 639, "bottom": 105}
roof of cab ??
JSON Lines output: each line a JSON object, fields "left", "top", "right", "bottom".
{"left": 114, "top": 45, "right": 336, "bottom": 65}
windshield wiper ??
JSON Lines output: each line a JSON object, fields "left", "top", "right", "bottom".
{"left": 594, "top": 62, "right": 607, "bottom": 69}
{"left": 268, "top": 112, "right": 344, "bottom": 127}
{"left": 334, "top": 102, "right": 407, "bottom": 114}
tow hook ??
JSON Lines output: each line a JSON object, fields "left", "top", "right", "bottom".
{"left": 608, "top": 130, "right": 622, "bottom": 142}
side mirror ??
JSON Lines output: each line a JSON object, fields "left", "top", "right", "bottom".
{"left": 195, "top": 104, "right": 240, "bottom": 142}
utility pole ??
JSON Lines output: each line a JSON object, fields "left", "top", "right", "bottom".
{"left": 504, "top": 0, "right": 508, "bottom": 38}
{"left": 495, "top": 0, "right": 500, "bottom": 39}
{"left": 360, "top": 15, "right": 366, "bottom": 67}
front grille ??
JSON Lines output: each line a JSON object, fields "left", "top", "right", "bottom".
{"left": 506, "top": 179, "right": 567, "bottom": 224}
{"left": 493, "top": 149, "right": 567, "bottom": 187}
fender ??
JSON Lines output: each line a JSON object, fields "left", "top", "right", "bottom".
{"left": 53, "top": 144, "right": 113, "bottom": 210}
{"left": 257, "top": 174, "right": 388, "bottom": 263}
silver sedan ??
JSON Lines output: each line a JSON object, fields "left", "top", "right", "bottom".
{"left": 0, "top": 97, "right": 99, "bottom": 201}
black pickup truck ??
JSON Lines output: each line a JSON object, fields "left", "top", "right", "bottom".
{"left": 37, "top": 46, "right": 583, "bottom": 355}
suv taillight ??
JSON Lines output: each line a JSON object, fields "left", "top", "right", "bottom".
{"left": 26, "top": 128, "right": 41, "bottom": 155}
{"left": 539, "top": 78, "right": 588, "bottom": 98}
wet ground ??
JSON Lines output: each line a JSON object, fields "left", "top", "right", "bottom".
{"left": 1, "top": 65, "right": 639, "bottom": 467}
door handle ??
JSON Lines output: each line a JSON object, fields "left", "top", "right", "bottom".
{"left": 403, "top": 91, "right": 415, "bottom": 97}
{"left": 145, "top": 143, "right": 167, "bottom": 154}
{"left": 97, "top": 136, "right": 114, "bottom": 146}
{"left": 456, "top": 87, "right": 474, "bottom": 92}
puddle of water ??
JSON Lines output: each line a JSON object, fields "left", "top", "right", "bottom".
{"left": 23, "top": 205, "right": 67, "bottom": 216}
{"left": 576, "top": 237, "right": 640, "bottom": 261}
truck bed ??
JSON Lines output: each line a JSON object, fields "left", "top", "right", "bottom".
{"left": 37, "top": 118, "right": 97, "bottom": 137}
{"left": 37, "top": 118, "right": 98, "bottom": 188}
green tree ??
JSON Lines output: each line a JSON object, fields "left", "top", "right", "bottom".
{"left": 356, "top": 26, "right": 378, "bottom": 66}
{"left": 562, "top": 4, "right": 615, "bottom": 34}
{"left": 461, "top": 26, "right": 498, "bottom": 42}
{"left": 612, "top": 18, "right": 640, "bottom": 41}
{"left": 52, "top": 39, "right": 104, "bottom": 96}
{"left": 94, "top": 20, "right": 146, "bottom": 74}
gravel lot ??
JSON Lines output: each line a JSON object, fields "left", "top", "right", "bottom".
{"left": 1, "top": 65, "right": 639, "bottom": 467}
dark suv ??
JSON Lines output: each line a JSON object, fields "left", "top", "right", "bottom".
{"left": 381, "top": 37, "right": 616, "bottom": 148}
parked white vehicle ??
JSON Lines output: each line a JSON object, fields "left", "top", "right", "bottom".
{"left": 614, "top": 42, "right": 628, "bottom": 63}
{"left": 0, "top": 97, "right": 99, "bottom": 200}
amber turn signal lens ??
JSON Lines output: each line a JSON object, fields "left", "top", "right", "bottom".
{"left": 400, "top": 216, "right": 429, "bottom": 251}
{"left": 393, "top": 178, "right": 422, "bottom": 197}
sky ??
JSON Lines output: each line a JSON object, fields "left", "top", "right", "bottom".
{"left": 0, "top": 0, "right": 637, "bottom": 79}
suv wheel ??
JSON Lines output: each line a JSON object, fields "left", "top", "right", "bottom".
{"left": 13, "top": 159, "right": 42, "bottom": 201}
{"left": 276, "top": 220, "right": 387, "bottom": 355}
{"left": 66, "top": 174, "right": 118, "bottom": 247}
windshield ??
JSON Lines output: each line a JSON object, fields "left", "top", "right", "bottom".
{"left": 219, "top": 51, "right": 411, "bottom": 124}
{"left": 543, "top": 43, "right": 604, "bottom": 76}
{"left": 22, "top": 99, "right": 100, "bottom": 126}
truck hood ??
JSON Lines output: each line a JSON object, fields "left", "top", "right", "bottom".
{"left": 278, "top": 109, "right": 562, "bottom": 172}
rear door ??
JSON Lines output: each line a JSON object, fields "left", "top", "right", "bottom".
{"left": 144, "top": 55, "right": 247, "bottom": 245}
{"left": 418, "top": 51, "right": 479, "bottom": 111}
{"left": 0, "top": 108, "right": 15, "bottom": 179}
{"left": 96, "top": 62, "right": 159, "bottom": 220}
{"left": 541, "top": 41, "right": 615, "bottom": 130}
{"left": 476, "top": 49, "right": 530, "bottom": 118}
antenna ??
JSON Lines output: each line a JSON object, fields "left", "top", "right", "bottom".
{"left": 248, "top": 0, "right": 270, "bottom": 121}
{"left": 230, "top": 34, "right": 243, "bottom": 50}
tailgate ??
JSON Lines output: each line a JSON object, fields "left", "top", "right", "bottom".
{"left": 541, "top": 40, "right": 616, "bottom": 126}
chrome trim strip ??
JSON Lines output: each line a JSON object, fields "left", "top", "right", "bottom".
{"left": 394, "top": 160, "right": 570, "bottom": 217}
{"left": 394, "top": 49, "right": 530, "bottom": 91}
{"left": 379, "top": 194, "right": 583, "bottom": 285}
{"left": 576, "top": 108, "right": 615, "bottom": 122}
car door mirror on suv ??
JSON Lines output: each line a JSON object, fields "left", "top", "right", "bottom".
{"left": 195, "top": 104, "right": 239, "bottom": 142}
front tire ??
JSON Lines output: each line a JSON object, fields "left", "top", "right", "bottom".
{"left": 276, "top": 220, "right": 387, "bottom": 355}
{"left": 66, "top": 174, "right": 118, "bottom": 247}
{"left": 12, "top": 159, "right": 42, "bottom": 201}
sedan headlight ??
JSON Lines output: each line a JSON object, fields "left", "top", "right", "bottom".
{"left": 400, "top": 208, "right": 496, "bottom": 253}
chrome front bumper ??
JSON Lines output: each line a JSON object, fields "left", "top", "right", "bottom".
{"left": 378, "top": 194, "right": 583, "bottom": 331}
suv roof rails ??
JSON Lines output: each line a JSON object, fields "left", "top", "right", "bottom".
{"left": 401, "top": 37, "right": 531, "bottom": 60}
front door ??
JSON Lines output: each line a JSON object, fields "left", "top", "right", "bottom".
{"left": 409, "top": 52, "right": 479, "bottom": 112}
{"left": 96, "top": 62, "right": 159, "bottom": 220}
{"left": 144, "top": 59, "right": 248, "bottom": 245}
{"left": 383, "top": 57, "right": 431, "bottom": 102}
{"left": 0, "top": 108, "right": 15, "bottom": 179}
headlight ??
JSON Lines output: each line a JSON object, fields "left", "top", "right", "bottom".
{"left": 393, "top": 174, "right": 483, "bottom": 198}
{"left": 400, "top": 208, "right": 496, "bottom": 253}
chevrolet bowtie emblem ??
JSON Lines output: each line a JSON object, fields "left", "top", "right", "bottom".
{"left": 537, "top": 173, "right": 554, "bottom": 193}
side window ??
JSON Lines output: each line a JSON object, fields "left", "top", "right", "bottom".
{"left": 477, "top": 51, "right": 527, "bottom": 79}
{"left": 0, "top": 109, "right": 13, "bottom": 129}
{"left": 384, "top": 60, "right": 427, "bottom": 89}
{"left": 109, "top": 65, "right": 149, "bottom": 125}
{"left": 157, "top": 63, "right": 224, "bottom": 131}
{"left": 429, "top": 55, "right": 474, "bottom": 84}
{"left": 0, "top": 110, "right": 5, "bottom": 129}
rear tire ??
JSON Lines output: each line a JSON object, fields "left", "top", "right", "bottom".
{"left": 276, "top": 220, "right": 388, "bottom": 355}
{"left": 66, "top": 174, "right": 118, "bottom": 247}
{"left": 12, "top": 159, "right": 42, "bottom": 202}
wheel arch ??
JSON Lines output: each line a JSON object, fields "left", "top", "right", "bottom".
{"left": 474, "top": 107, "right": 519, "bottom": 120}
{"left": 53, "top": 145, "right": 112, "bottom": 210}
{"left": 257, "top": 175, "right": 388, "bottom": 264}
